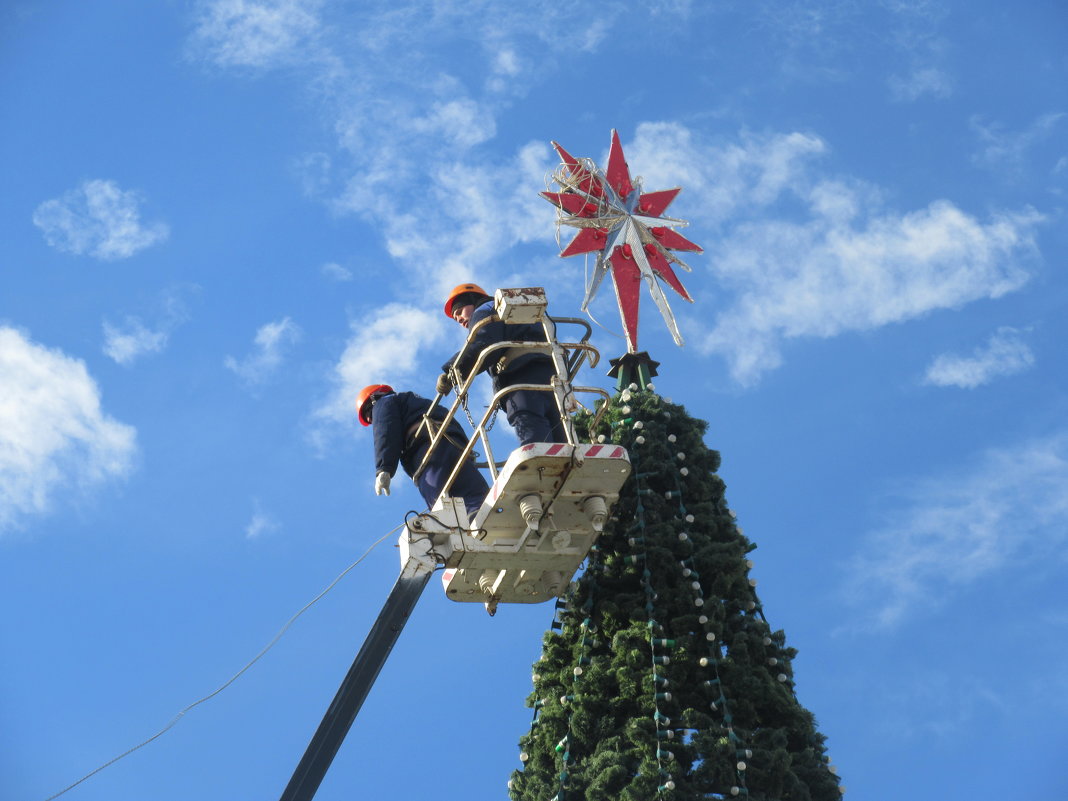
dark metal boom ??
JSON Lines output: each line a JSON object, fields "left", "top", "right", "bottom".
{"left": 278, "top": 565, "right": 432, "bottom": 801}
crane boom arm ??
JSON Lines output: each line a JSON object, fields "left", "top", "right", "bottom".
{"left": 278, "top": 546, "right": 435, "bottom": 801}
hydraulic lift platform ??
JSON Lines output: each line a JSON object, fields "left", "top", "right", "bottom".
{"left": 440, "top": 441, "right": 631, "bottom": 611}
{"left": 278, "top": 288, "right": 628, "bottom": 801}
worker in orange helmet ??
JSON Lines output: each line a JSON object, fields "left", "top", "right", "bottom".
{"left": 438, "top": 283, "right": 566, "bottom": 446}
{"left": 356, "top": 384, "right": 489, "bottom": 521}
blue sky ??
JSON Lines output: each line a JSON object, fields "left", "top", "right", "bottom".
{"left": 2, "top": 1, "right": 1066, "bottom": 799}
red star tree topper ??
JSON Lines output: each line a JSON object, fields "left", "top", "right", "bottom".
{"left": 541, "top": 129, "right": 701, "bottom": 353}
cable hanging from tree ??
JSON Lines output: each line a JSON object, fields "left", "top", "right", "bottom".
{"left": 41, "top": 523, "right": 403, "bottom": 801}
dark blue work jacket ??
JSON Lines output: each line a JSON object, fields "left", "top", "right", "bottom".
{"left": 443, "top": 301, "right": 552, "bottom": 391}
{"left": 372, "top": 392, "right": 469, "bottom": 478}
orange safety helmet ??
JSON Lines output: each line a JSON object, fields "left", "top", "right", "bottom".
{"left": 443, "top": 282, "right": 490, "bottom": 318}
{"left": 355, "top": 383, "right": 393, "bottom": 426}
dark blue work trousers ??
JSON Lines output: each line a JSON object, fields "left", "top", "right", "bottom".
{"left": 410, "top": 439, "right": 489, "bottom": 520}
{"left": 498, "top": 360, "right": 567, "bottom": 446}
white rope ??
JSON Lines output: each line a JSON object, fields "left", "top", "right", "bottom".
{"left": 42, "top": 523, "right": 403, "bottom": 801}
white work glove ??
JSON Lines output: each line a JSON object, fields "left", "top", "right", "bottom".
{"left": 436, "top": 372, "right": 453, "bottom": 396}
{"left": 374, "top": 471, "right": 391, "bottom": 496}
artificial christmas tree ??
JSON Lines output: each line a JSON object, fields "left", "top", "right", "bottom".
{"left": 508, "top": 382, "right": 842, "bottom": 801}
{"left": 514, "top": 129, "right": 842, "bottom": 800}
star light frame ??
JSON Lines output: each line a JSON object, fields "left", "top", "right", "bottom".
{"left": 541, "top": 129, "right": 702, "bottom": 353}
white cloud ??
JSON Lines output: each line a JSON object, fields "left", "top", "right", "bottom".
{"left": 923, "top": 326, "right": 1034, "bottom": 389}
{"left": 971, "top": 112, "right": 1066, "bottom": 175}
{"left": 857, "top": 669, "right": 1011, "bottom": 741}
{"left": 749, "top": 0, "right": 952, "bottom": 84}
{"left": 225, "top": 317, "right": 302, "bottom": 385}
{"left": 188, "top": 0, "right": 325, "bottom": 69}
{"left": 411, "top": 98, "right": 497, "bottom": 149}
{"left": 0, "top": 327, "right": 137, "bottom": 534}
{"left": 103, "top": 319, "right": 168, "bottom": 365}
{"left": 648, "top": 0, "right": 694, "bottom": 15}
{"left": 579, "top": 17, "right": 613, "bottom": 52}
{"left": 33, "top": 180, "right": 169, "bottom": 260}
{"left": 327, "top": 102, "right": 554, "bottom": 301}
{"left": 492, "top": 47, "right": 521, "bottom": 77}
{"left": 485, "top": 45, "right": 524, "bottom": 94}
{"left": 102, "top": 286, "right": 196, "bottom": 365}
{"left": 293, "top": 151, "right": 333, "bottom": 197}
{"left": 706, "top": 200, "right": 1039, "bottom": 384}
{"left": 626, "top": 122, "right": 829, "bottom": 222}
{"left": 336, "top": 139, "right": 557, "bottom": 302}
{"left": 622, "top": 123, "right": 1043, "bottom": 385}
{"left": 188, "top": 7, "right": 1045, "bottom": 388}
{"left": 888, "top": 66, "right": 952, "bottom": 101}
{"left": 845, "top": 432, "right": 1068, "bottom": 627}
{"left": 190, "top": 1, "right": 629, "bottom": 298}
{"left": 310, "top": 304, "right": 445, "bottom": 444}
{"left": 245, "top": 499, "right": 279, "bottom": 539}
{"left": 321, "top": 261, "right": 352, "bottom": 281}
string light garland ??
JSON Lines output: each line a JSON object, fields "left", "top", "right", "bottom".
{"left": 510, "top": 386, "right": 842, "bottom": 801}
